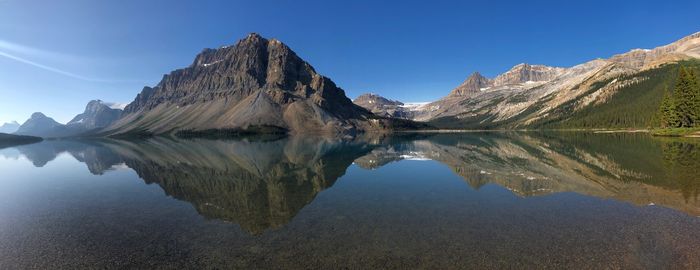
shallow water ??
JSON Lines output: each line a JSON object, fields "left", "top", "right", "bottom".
{"left": 0, "top": 132, "right": 698, "bottom": 269}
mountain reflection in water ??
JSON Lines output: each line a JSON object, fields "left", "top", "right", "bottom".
{"left": 3, "top": 132, "right": 699, "bottom": 234}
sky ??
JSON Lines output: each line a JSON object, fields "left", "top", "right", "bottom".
{"left": 1, "top": 0, "right": 699, "bottom": 124}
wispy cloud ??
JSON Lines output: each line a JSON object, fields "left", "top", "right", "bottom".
{"left": 0, "top": 50, "right": 112, "bottom": 82}
{"left": 0, "top": 39, "right": 142, "bottom": 83}
{"left": 0, "top": 39, "right": 80, "bottom": 63}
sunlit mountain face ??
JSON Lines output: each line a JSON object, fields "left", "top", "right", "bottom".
{"left": 1, "top": 132, "right": 699, "bottom": 268}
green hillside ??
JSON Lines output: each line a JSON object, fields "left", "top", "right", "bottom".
{"left": 427, "top": 60, "right": 700, "bottom": 130}
{"left": 532, "top": 60, "right": 700, "bottom": 129}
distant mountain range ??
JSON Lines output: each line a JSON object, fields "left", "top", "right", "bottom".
{"left": 8, "top": 31, "right": 700, "bottom": 138}
{"left": 0, "top": 121, "right": 20, "bottom": 134}
{"left": 355, "top": 31, "right": 700, "bottom": 129}
{"left": 14, "top": 100, "right": 122, "bottom": 138}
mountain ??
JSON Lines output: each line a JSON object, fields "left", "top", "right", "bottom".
{"left": 14, "top": 100, "right": 124, "bottom": 138}
{"left": 492, "top": 64, "right": 565, "bottom": 85}
{"left": 352, "top": 93, "right": 422, "bottom": 119}
{"left": 105, "top": 33, "right": 419, "bottom": 136}
{"left": 14, "top": 112, "right": 70, "bottom": 137}
{"left": 0, "top": 121, "right": 20, "bottom": 133}
{"left": 67, "top": 100, "right": 122, "bottom": 131}
{"left": 448, "top": 72, "right": 492, "bottom": 97}
{"left": 405, "top": 31, "right": 700, "bottom": 128}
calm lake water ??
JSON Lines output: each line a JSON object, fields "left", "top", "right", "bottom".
{"left": 0, "top": 132, "right": 699, "bottom": 269}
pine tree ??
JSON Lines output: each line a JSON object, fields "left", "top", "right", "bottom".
{"left": 658, "top": 87, "right": 679, "bottom": 128}
{"left": 689, "top": 69, "right": 700, "bottom": 127}
{"left": 673, "top": 67, "right": 699, "bottom": 127}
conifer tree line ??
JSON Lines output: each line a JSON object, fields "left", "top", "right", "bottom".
{"left": 658, "top": 66, "right": 700, "bottom": 128}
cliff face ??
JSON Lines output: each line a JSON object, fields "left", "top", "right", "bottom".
{"left": 448, "top": 72, "right": 493, "bottom": 97}
{"left": 109, "top": 33, "right": 412, "bottom": 136}
{"left": 491, "top": 63, "right": 565, "bottom": 85}
{"left": 609, "top": 32, "right": 700, "bottom": 69}
{"left": 67, "top": 100, "right": 122, "bottom": 130}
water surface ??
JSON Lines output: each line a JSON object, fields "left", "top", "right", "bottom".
{"left": 0, "top": 132, "right": 698, "bottom": 269}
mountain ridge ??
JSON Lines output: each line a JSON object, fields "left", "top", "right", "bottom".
{"left": 107, "top": 33, "right": 421, "bottom": 136}
{"left": 14, "top": 100, "right": 123, "bottom": 138}
{"left": 361, "top": 31, "right": 700, "bottom": 128}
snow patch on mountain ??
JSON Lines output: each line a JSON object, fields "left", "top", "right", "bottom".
{"left": 105, "top": 102, "right": 128, "bottom": 110}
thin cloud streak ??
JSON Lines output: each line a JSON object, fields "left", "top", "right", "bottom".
{"left": 0, "top": 50, "right": 146, "bottom": 83}
{"left": 0, "top": 39, "right": 147, "bottom": 83}
{"left": 0, "top": 39, "right": 79, "bottom": 63}
{"left": 0, "top": 50, "right": 110, "bottom": 82}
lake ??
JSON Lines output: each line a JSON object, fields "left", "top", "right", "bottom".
{"left": 0, "top": 132, "right": 698, "bottom": 269}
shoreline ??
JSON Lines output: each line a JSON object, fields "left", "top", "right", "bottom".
{"left": 399, "top": 128, "right": 700, "bottom": 138}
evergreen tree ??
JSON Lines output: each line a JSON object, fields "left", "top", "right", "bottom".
{"left": 658, "top": 87, "right": 679, "bottom": 128}
{"left": 672, "top": 67, "right": 699, "bottom": 127}
{"left": 690, "top": 69, "right": 700, "bottom": 126}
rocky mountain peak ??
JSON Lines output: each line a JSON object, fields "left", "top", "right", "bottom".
{"left": 449, "top": 71, "right": 493, "bottom": 97}
{"left": 493, "top": 63, "right": 565, "bottom": 86}
{"left": 129, "top": 33, "right": 325, "bottom": 113}
{"left": 354, "top": 93, "right": 403, "bottom": 106}
{"left": 609, "top": 31, "right": 700, "bottom": 69}
{"left": 352, "top": 93, "right": 418, "bottom": 119}
{"left": 245, "top": 32, "right": 264, "bottom": 41}
{"left": 85, "top": 99, "right": 106, "bottom": 111}
{"left": 108, "top": 33, "right": 411, "bottom": 135}
{"left": 68, "top": 100, "right": 122, "bottom": 130}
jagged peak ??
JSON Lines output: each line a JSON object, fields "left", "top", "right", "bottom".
{"left": 356, "top": 92, "right": 381, "bottom": 98}
{"left": 470, "top": 71, "right": 489, "bottom": 80}
{"left": 193, "top": 33, "right": 297, "bottom": 69}
{"left": 238, "top": 32, "right": 268, "bottom": 45}
{"left": 353, "top": 92, "right": 403, "bottom": 106}
{"left": 245, "top": 32, "right": 263, "bottom": 39}
{"left": 492, "top": 63, "right": 565, "bottom": 86}
{"left": 194, "top": 33, "right": 271, "bottom": 59}
{"left": 448, "top": 71, "right": 493, "bottom": 97}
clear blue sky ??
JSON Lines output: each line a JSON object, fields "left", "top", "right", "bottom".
{"left": 1, "top": 0, "right": 699, "bottom": 124}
